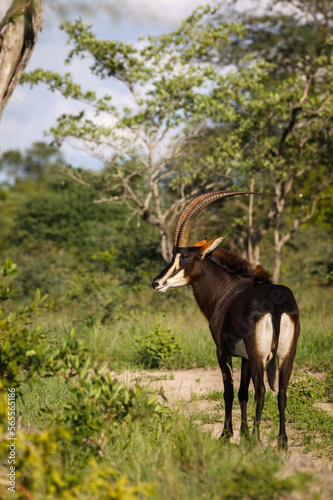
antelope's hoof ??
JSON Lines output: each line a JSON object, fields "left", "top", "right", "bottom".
{"left": 251, "top": 430, "right": 263, "bottom": 446}
{"left": 240, "top": 424, "right": 250, "bottom": 440}
{"left": 220, "top": 429, "right": 233, "bottom": 443}
{"left": 277, "top": 436, "right": 288, "bottom": 451}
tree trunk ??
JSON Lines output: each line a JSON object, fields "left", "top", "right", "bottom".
{"left": 0, "top": 0, "right": 42, "bottom": 121}
{"left": 253, "top": 240, "right": 260, "bottom": 265}
{"left": 142, "top": 209, "right": 173, "bottom": 262}
{"left": 247, "top": 177, "right": 255, "bottom": 262}
{"left": 273, "top": 230, "right": 282, "bottom": 283}
{"left": 247, "top": 177, "right": 261, "bottom": 265}
{"left": 160, "top": 224, "right": 173, "bottom": 262}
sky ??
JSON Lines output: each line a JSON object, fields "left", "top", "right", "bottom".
{"left": 0, "top": 0, "right": 257, "bottom": 167}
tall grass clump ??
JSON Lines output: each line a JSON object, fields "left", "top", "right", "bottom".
{"left": 295, "top": 286, "right": 333, "bottom": 371}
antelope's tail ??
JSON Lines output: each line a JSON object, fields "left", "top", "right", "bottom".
{"left": 266, "top": 315, "right": 281, "bottom": 392}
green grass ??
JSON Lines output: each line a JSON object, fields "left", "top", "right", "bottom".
{"left": 75, "top": 412, "right": 309, "bottom": 500}
{"left": 36, "top": 283, "right": 332, "bottom": 376}
{"left": 39, "top": 301, "right": 218, "bottom": 371}
{"left": 18, "top": 376, "right": 71, "bottom": 429}
{"left": 13, "top": 371, "right": 331, "bottom": 498}
{"left": 258, "top": 374, "right": 333, "bottom": 458}
{"left": 187, "top": 374, "right": 333, "bottom": 460}
{"left": 294, "top": 286, "right": 333, "bottom": 371}
{"left": 3, "top": 285, "right": 333, "bottom": 499}
{"left": 7, "top": 371, "right": 318, "bottom": 500}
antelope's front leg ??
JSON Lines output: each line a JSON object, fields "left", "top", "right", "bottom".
{"left": 217, "top": 346, "right": 234, "bottom": 440}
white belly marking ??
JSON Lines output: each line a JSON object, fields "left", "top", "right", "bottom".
{"left": 233, "top": 340, "right": 249, "bottom": 359}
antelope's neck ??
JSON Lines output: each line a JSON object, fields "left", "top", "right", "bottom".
{"left": 190, "top": 258, "right": 239, "bottom": 320}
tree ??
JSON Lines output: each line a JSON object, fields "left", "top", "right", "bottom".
{"left": 22, "top": 8, "right": 243, "bottom": 261}
{"left": 0, "top": 0, "right": 42, "bottom": 120}
{"left": 22, "top": 2, "right": 333, "bottom": 280}
{"left": 201, "top": 53, "right": 333, "bottom": 280}
{"left": 184, "top": 0, "right": 333, "bottom": 280}
{"left": 0, "top": 140, "right": 63, "bottom": 183}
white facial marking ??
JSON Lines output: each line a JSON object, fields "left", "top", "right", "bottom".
{"left": 167, "top": 268, "right": 189, "bottom": 288}
{"left": 164, "top": 254, "right": 180, "bottom": 279}
{"left": 155, "top": 254, "right": 189, "bottom": 292}
{"left": 277, "top": 313, "right": 295, "bottom": 367}
{"left": 233, "top": 340, "right": 249, "bottom": 359}
{"left": 256, "top": 313, "right": 273, "bottom": 361}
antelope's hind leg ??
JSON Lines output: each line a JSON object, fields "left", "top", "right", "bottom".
{"left": 239, "top": 358, "right": 251, "bottom": 439}
{"left": 277, "top": 314, "right": 299, "bottom": 450}
{"left": 277, "top": 347, "right": 298, "bottom": 450}
{"left": 277, "top": 361, "right": 292, "bottom": 450}
{"left": 251, "top": 360, "right": 266, "bottom": 443}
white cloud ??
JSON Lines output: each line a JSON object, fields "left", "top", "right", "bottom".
{"left": 123, "top": 0, "right": 205, "bottom": 24}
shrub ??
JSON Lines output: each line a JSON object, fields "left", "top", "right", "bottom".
{"left": 0, "top": 260, "right": 160, "bottom": 499}
{"left": 0, "top": 423, "right": 155, "bottom": 499}
{"left": 0, "top": 260, "right": 54, "bottom": 390}
{"left": 137, "top": 322, "right": 185, "bottom": 369}
{"left": 46, "top": 330, "right": 166, "bottom": 442}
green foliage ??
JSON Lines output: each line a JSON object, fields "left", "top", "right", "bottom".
{"left": 0, "top": 141, "right": 63, "bottom": 185}
{"left": 0, "top": 424, "right": 155, "bottom": 499}
{"left": 65, "top": 463, "right": 155, "bottom": 500}
{"left": 11, "top": 178, "right": 113, "bottom": 249}
{"left": 0, "top": 260, "right": 54, "bottom": 390}
{"left": 0, "top": 262, "right": 160, "bottom": 499}
{"left": 137, "top": 321, "right": 185, "bottom": 369}
{"left": 45, "top": 330, "right": 165, "bottom": 442}
{"left": 0, "top": 258, "right": 17, "bottom": 300}
{"left": 0, "top": 141, "right": 161, "bottom": 300}
{"left": 324, "top": 369, "right": 333, "bottom": 401}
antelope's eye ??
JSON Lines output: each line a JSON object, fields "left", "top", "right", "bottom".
{"left": 180, "top": 253, "right": 188, "bottom": 264}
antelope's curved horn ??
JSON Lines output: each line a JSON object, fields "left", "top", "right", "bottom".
{"left": 173, "top": 193, "right": 219, "bottom": 246}
{"left": 176, "top": 190, "right": 254, "bottom": 248}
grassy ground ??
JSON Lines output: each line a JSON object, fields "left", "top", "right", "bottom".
{"left": 44, "top": 283, "right": 333, "bottom": 375}
{"left": 15, "top": 385, "right": 311, "bottom": 500}
{"left": 1, "top": 284, "right": 332, "bottom": 499}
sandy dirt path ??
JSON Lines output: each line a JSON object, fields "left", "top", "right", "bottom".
{"left": 111, "top": 367, "right": 333, "bottom": 499}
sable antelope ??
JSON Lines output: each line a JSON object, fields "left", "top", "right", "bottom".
{"left": 152, "top": 191, "right": 300, "bottom": 449}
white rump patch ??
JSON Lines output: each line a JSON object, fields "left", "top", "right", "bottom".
{"left": 277, "top": 313, "right": 295, "bottom": 367}
{"left": 255, "top": 313, "right": 273, "bottom": 361}
{"left": 233, "top": 340, "right": 249, "bottom": 359}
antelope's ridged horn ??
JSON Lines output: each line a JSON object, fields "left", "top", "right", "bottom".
{"left": 176, "top": 191, "right": 254, "bottom": 248}
{"left": 173, "top": 193, "right": 219, "bottom": 246}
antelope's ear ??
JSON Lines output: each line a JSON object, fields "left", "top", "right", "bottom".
{"left": 201, "top": 234, "right": 227, "bottom": 257}
{"left": 192, "top": 238, "right": 208, "bottom": 247}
